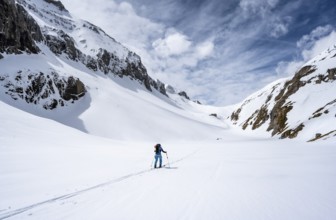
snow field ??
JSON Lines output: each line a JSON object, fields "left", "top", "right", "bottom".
{"left": 1, "top": 105, "right": 335, "bottom": 220}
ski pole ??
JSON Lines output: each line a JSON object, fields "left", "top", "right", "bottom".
{"left": 150, "top": 157, "right": 154, "bottom": 168}
{"left": 165, "top": 153, "right": 170, "bottom": 168}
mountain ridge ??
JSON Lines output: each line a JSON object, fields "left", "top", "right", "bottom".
{"left": 229, "top": 44, "right": 336, "bottom": 141}
{"left": 0, "top": 0, "right": 200, "bottom": 112}
{"left": 0, "top": 0, "right": 335, "bottom": 142}
{"left": 0, "top": 0, "right": 223, "bottom": 141}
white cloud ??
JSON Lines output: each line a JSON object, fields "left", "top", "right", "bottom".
{"left": 276, "top": 28, "right": 336, "bottom": 76}
{"left": 301, "top": 30, "right": 336, "bottom": 61}
{"left": 275, "top": 60, "right": 305, "bottom": 77}
{"left": 238, "top": 0, "right": 291, "bottom": 39}
{"left": 63, "top": 0, "right": 218, "bottom": 102}
{"left": 196, "top": 40, "right": 214, "bottom": 59}
{"left": 152, "top": 38, "right": 215, "bottom": 73}
{"left": 270, "top": 23, "right": 288, "bottom": 38}
{"left": 239, "top": 0, "right": 279, "bottom": 18}
{"left": 297, "top": 25, "right": 333, "bottom": 49}
{"left": 152, "top": 31, "right": 192, "bottom": 57}
{"left": 63, "top": 0, "right": 164, "bottom": 54}
{"left": 269, "top": 16, "right": 291, "bottom": 38}
{"left": 118, "top": 2, "right": 134, "bottom": 14}
{"left": 62, "top": 0, "right": 334, "bottom": 106}
{"left": 267, "top": 0, "right": 280, "bottom": 8}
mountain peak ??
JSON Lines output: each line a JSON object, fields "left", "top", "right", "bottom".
{"left": 0, "top": 0, "right": 199, "bottom": 128}
{"left": 43, "top": 0, "right": 67, "bottom": 12}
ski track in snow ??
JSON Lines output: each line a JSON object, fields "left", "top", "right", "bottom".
{"left": 1, "top": 136, "right": 336, "bottom": 220}
{"left": 0, "top": 151, "right": 197, "bottom": 220}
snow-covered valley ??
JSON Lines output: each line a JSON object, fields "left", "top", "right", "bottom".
{"left": 1, "top": 0, "right": 336, "bottom": 219}
{"left": 1, "top": 100, "right": 335, "bottom": 220}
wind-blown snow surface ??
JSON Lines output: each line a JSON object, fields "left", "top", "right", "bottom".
{"left": 1, "top": 99, "right": 336, "bottom": 220}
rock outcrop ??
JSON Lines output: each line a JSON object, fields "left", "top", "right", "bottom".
{"left": 0, "top": 0, "right": 87, "bottom": 110}
{"left": 230, "top": 45, "right": 336, "bottom": 141}
{"left": 0, "top": 71, "right": 86, "bottom": 110}
{"left": 0, "top": 0, "right": 193, "bottom": 112}
{"left": 0, "top": 0, "right": 43, "bottom": 54}
{"left": 43, "top": 0, "right": 67, "bottom": 12}
{"left": 178, "top": 91, "right": 190, "bottom": 100}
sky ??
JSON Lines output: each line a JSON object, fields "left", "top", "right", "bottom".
{"left": 63, "top": 0, "right": 336, "bottom": 106}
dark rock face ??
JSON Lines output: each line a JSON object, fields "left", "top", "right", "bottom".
{"left": 231, "top": 65, "right": 321, "bottom": 139}
{"left": 85, "top": 56, "right": 98, "bottom": 71}
{"left": 210, "top": 113, "right": 218, "bottom": 118}
{"left": 231, "top": 108, "right": 241, "bottom": 122}
{"left": 45, "top": 30, "right": 80, "bottom": 60}
{"left": 309, "top": 99, "right": 336, "bottom": 120}
{"left": 56, "top": 74, "right": 84, "bottom": 107}
{"left": 151, "top": 80, "right": 167, "bottom": 96}
{"left": 43, "top": 0, "right": 67, "bottom": 12}
{"left": 120, "top": 53, "right": 153, "bottom": 91}
{"left": 0, "top": 0, "right": 43, "bottom": 54}
{"left": 242, "top": 105, "right": 269, "bottom": 130}
{"left": 308, "top": 130, "right": 336, "bottom": 142}
{"left": 1, "top": 71, "right": 86, "bottom": 110}
{"left": 178, "top": 91, "right": 190, "bottom": 100}
{"left": 280, "top": 123, "right": 304, "bottom": 139}
{"left": 157, "top": 81, "right": 167, "bottom": 96}
{"left": 327, "top": 68, "right": 336, "bottom": 81}
{"left": 43, "top": 30, "right": 168, "bottom": 97}
{"left": 55, "top": 76, "right": 86, "bottom": 101}
{"left": 266, "top": 66, "right": 315, "bottom": 136}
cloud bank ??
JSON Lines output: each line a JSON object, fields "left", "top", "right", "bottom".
{"left": 63, "top": 0, "right": 336, "bottom": 106}
{"left": 276, "top": 26, "right": 336, "bottom": 77}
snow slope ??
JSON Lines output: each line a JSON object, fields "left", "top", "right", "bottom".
{"left": 0, "top": 46, "right": 226, "bottom": 141}
{"left": 229, "top": 44, "right": 336, "bottom": 141}
{"left": 0, "top": 0, "right": 228, "bottom": 142}
{"left": 1, "top": 100, "right": 336, "bottom": 220}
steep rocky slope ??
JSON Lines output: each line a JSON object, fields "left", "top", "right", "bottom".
{"left": 0, "top": 0, "right": 215, "bottom": 141}
{"left": 230, "top": 45, "right": 336, "bottom": 141}
{"left": 0, "top": 0, "right": 87, "bottom": 109}
{"left": 0, "top": 0, "right": 42, "bottom": 54}
{"left": 0, "top": 0, "right": 191, "bottom": 111}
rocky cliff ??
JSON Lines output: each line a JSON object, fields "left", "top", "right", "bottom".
{"left": 1, "top": 0, "right": 192, "bottom": 112}
{"left": 230, "top": 45, "right": 336, "bottom": 141}
{"left": 0, "top": 0, "right": 42, "bottom": 54}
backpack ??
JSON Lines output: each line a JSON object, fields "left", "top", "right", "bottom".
{"left": 154, "top": 144, "right": 161, "bottom": 154}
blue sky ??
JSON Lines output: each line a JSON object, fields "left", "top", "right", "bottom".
{"left": 63, "top": 0, "right": 336, "bottom": 106}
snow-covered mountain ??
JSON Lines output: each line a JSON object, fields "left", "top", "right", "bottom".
{"left": 229, "top": 45, "right": 336, "bottom": 142}
{"left": 0, "top": 0, "right": 223, "bottom": 141}
{"left": 0, "top": 0, "right": 168, "bottom": 107}
{"left": 1, "top": 0, "right": 334, "bottom": 143}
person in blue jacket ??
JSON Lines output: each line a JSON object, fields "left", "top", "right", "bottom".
{"left": 154, "top": 143, "right": 167, "bottom": 168}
